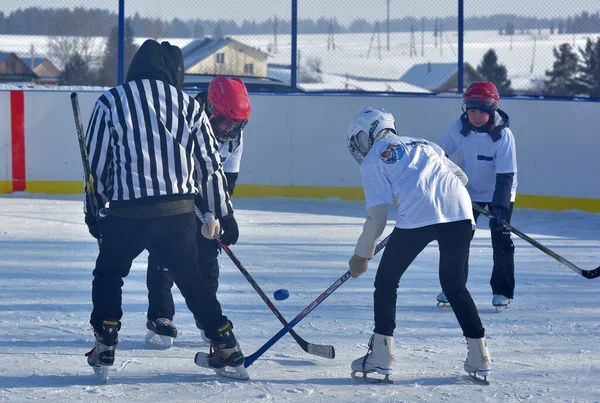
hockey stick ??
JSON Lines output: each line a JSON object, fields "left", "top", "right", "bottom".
{"left": 244, "top": 232, "right": 391, "bottom": 368}
{"left": 215, "top": 238, "right": 335, "bottom": 359}
{"left": 473, "top": 203, "right": 600, "bottom": 279}
{"left": 70, "top": 92, "right": 102, "bottom": 246}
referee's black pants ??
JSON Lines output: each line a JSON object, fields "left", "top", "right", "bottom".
{"left": 90, "top": 212, "right": 227, "bottom": 335}
{"left": 374, "top": 219, "right": 485, "bottom": 339}
{"left": 146, "top": 217, "right": 220, "bottom": 323}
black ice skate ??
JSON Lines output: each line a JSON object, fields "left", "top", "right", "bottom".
{"left": 145, "top": 318, "right": 178, "bottom": 348}
{"left": 194, "top": 320, "right": 249, "bottom": 380}
{"left": 85, "top": 320, "right": 120, "bottom": 383}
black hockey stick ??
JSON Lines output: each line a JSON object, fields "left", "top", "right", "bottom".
{"left": 244, "top": 232, "right": 391, "bottom": 368}
{"left": 473, "top": 203, "right": 600, "bottom": 279}
{"left": 70, "top": 92, "right": 102, "bottom": 246}
{"left": 215, "top": 238, "right": 335, "bottom": 359}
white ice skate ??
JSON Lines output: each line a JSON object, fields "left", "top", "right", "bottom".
{"left": 464, "top": 337, "right": 491, "bottom": 384}
{"left": 492, "top": 294, "right": 511, "bottom": 312}
{"left": 351, "top": 333, "right": 394, "bottom": 384}
{"left": 145, "top": 318, "right": 177, "bottom": 349}
{"left": 436, "top": 291, "right": 450, "bottom": 308}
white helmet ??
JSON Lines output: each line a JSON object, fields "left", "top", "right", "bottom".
{"left": 346, "top": 107, "right": 397, "bottom": 164}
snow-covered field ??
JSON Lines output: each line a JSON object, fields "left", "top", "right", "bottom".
{"left": 0, "top": 194, "right": 599, "bottom": 402}
{"left": 2, "top": 29, "right": 598, "bottom": 91}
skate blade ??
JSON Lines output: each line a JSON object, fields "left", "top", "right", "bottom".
{"left": 194, "top": 352, "right": 250, "bottom": 381}
{"left": 468, "top": 372, "right": 490, "bottom": 385}
{"left": 351, "top": 370, "right": 393, "bottom": 384}
{"left": 436, "top": 301, "right": 451, "bottom": 309}
{"left": 145, "top": 330, "right": 174, "bottom": 349}
{"left": 494, "top": 304, "right": 509, "bottom": 313}
{"left": 92, "top": 365, "right": 110, "bottom": 383}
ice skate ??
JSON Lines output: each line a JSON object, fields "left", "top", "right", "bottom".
{"left": 436, "top": 291, "right": 450, "bottom": 308}
{"left": 351, "top": 333, "right": 394, "bottom": 384}
{"left": 194, "top": 320, "right": 249, "bottom": 380}
{"left": 85, "top": 320, "right": 120, "bottom": 383}
{"left": 464, "top": 337, "right": 491, "bottom": 384}
{"left": 145, "top": 318, "right": 177, "bottom": 348}
{"left": 492, "top": 294, "right": 511, "bottom": 312}
{"left": 196, "top": 320, "right": 211, "bottom": 343}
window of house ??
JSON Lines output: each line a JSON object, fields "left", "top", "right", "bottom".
{"left": 243, "top": 63, "right": 254, "bottom": 75}
{"left": 215, "top": 53, "right": 225, "bottom": 64}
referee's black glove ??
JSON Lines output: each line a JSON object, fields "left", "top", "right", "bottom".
{"left": 220, "top": 214, "right": 239, "bottom": 246}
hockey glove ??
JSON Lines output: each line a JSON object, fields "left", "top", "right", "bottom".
{"left": 489, "top": 205, "right": 508, "bottom": 231}
{"left": 85, "top": 214, "right": 101, "bottom": 240}
{"left": 219, "top": 214, "right": 239, "bottom": 246}
{"left": 349, "top": 254, "right": 369, "bottom": 278}
{"left": 201, "top": 213, "right": 221, "bottom": 239}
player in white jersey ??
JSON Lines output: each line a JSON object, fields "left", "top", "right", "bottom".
{"left": 145, "top": 76, "right": 250, "bottom": 347}
{"left": 435, "top": 82, "right": 517, "bottom": 311}
{"left": 346, "top": 107, "right": 491, "bottom": 384}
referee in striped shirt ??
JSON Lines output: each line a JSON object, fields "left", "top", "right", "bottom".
{"left": 83, "top": 39, "right": 246, "bottom": 372}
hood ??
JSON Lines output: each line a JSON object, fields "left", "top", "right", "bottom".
{"left": 125, "top": 39, "right": 184, "bottom": 90}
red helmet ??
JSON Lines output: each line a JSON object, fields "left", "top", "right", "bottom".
{"left": 207, "top": 76, "right": 251, "bottom": 142}
{"left": 462, "top": 81, "right": 499, "bottom": 112}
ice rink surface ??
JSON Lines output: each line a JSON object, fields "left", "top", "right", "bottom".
{"left": 0, "top": 194, "right": 599, "bottom": 402}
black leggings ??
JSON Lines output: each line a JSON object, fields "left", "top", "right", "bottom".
{"left": 90, "top": 212, "right": 226, "bottom": 334}
{"left": 146, "top": 217, "right": 220, "bottom": 322}
{"left": 374, "top": 220, "right": 485, "bottom": 339}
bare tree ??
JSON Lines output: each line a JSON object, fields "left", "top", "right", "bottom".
{"left": 47, "top": 35, "right": 103, "bottom": 71}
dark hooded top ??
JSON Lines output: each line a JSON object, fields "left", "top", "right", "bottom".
{"left": 125, "top": 39, "right": 184, "bottom": 90}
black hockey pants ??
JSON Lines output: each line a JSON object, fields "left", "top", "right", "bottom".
{"left": 374, "top": 220, "right": 485, "bottom": 339}
{"left": 90, "top": 212, "right": 226, "bottom": 334}
{"left": 146, "top": 216, "right": 220, "bottom": 322}
{"left": 466, "top": 202, "right": 515, "bottom": 299}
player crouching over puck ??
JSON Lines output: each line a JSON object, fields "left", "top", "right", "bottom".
{"left": 345, "top": 106, "right": 492, "bottom": 384}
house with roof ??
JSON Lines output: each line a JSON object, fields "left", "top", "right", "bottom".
{"left": 399, "top": 62, "right": 482, "bottom": 93}
{"left": 0, "top": 52, "right": 37, "bottom": 83}
{"left": 25, "top": 57, "right": 61, "bottom": 85}
{"left": 182, "top": 37, "right": 268, "bottom": 77}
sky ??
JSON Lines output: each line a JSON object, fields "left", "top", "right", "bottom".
{"left": 0, "top": 194, "right": 599, "bottom": 402}
{"left": 3, "top": 0, "right": 600, "bottom": 24}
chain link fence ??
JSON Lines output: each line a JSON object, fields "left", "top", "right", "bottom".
{"left": 1, "top": 1, "right": 599, "bottom": 98}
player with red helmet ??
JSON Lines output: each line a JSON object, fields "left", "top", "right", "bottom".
{"left": 145, "top": 76, "right": 251, "bottom": 348}
{"left": 436, "top": 81, "right": 518, "bottom": 311}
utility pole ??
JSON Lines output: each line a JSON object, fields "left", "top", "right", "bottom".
{"left": 386, "top": 0, "right": 390, "bottom": 51}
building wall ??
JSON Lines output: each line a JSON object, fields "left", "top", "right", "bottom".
{"left": 1, "top": 89, "right": 599, "bottom": 211}
{"left": 186, "top": 43, "right": 267, "bottom": 77}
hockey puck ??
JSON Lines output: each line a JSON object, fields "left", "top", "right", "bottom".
{"left": 273, "top": 289, "right": 290, "bottom": 301}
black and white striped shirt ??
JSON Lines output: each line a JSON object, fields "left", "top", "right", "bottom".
{"left": 84, "top": 79, "right": 232, "bottom": 218}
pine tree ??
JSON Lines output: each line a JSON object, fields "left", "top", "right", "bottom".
{"left": 576, "top": 37, "right": 600, "bottom": 98}
{"left": 476, "top": 49, "right": 512, "bottom": 94}
{"left": 59, "top": 52, "right": 95, "bottom": 85}
{"left": 543, "top": 43, "right": 582, "bottom": 96}
{"left": 97, "top": 18, "right": 138, "bottom": 87}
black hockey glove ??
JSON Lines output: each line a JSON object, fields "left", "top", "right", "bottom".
{"left": 219, "top": 214, "right": 239, "bottom": 246}
{"left": 85, "top": 214, "right": 101, "bottom": 240}
{"left": 489, "top": 205, "right": 508, "bottom": 231}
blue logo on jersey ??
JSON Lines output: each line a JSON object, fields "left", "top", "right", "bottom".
{"left": 380, "top": 143, "right": 404, "bottom": 164}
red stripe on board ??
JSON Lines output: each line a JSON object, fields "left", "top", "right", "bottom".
{"left": 10, "top": 91, "right": 25, "bottom": 191}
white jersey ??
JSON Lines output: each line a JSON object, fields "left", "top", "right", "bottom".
{"left": 437, "top": 113, "right": 517, "bottom": 203}
{"left": 361, "top": 136, "right": 474, "bottom": 229}
{"left": 219, "top": 132, "right": 243, "bottom": 174}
